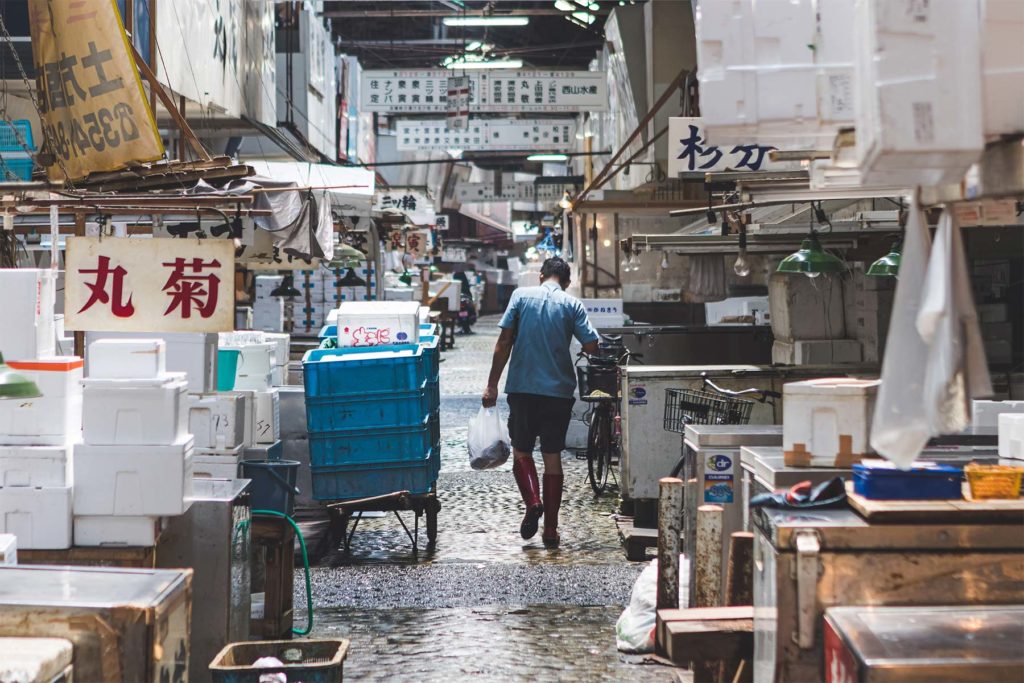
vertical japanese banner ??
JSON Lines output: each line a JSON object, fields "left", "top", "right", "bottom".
{"left": 28, "top": 0, "right": 164, "bottom": 181}
{"left": 446, "top": 75, "right": 470, "bottom": 130}
{"left": 64, "top": 237, "right": 235, "bottom": 332}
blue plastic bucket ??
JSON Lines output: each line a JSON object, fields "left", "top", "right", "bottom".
{"left": 240, "top": 459, "right": 300, "bottom": 515}
{"left": 216, "top": 349, "right": 240, "bottom": 391}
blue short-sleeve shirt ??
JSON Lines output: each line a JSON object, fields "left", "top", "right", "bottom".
{"left": 498, "top": 281, "right": 600, "bottom": 399}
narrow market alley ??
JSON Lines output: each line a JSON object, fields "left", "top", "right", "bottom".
{"left": 298, "top": 316, "right": 674, "bottom": 682}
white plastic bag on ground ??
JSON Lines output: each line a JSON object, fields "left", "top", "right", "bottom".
{"left": 615, "top": 555, "right": 690, "bottom": 653}
{"left": 468, "top": 407, "right": 511, "bottom": 470}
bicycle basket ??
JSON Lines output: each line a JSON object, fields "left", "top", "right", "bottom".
{"left": 577, "top": 363, "right": 619, "bottom": 399}
{"left": 663, "top": 388, "right": 754, "bottom": 432}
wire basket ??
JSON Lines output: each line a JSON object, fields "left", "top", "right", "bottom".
{"left": 577, "top": 363, "right": 619, "bottom": 400}
{"left": 964, "top": 464, "right": 1023, "bottom": 500}
{"left": 663, "top": 388, "right": 754, "bottom": 433}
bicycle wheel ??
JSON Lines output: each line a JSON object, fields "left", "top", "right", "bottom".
{"left": 587, "top": 404, "right": 612, "bottom": 495}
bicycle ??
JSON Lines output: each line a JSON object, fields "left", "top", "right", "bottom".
{"left": 576, "top": 336, "right": 642, "bottom": 496}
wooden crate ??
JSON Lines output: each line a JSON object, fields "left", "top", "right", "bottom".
{"left": 250, "top": 515, "right": 295, "bottom": 640}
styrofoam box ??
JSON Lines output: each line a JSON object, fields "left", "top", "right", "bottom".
{"left": 973, "top": 400, "right": 1024, "bottom": 428}
{"left": 88, "top": 339, "right": 166, "bottom": 380}
{"left": 0, "top": 533, "right": 15, "bottom": 564}
{"left": 254, "top": 275, "right": 285, "bottom": 296}
{"left": 73, "top": 439, "right": 194, "bottom": 516}
{"left": 229, "top": 390, "right": 258, "bottom": 447}
{"left": 270, "top": 365, "right": 286, "bottom": 387}
{"left": 334, "top": 301, "right": 421, "bottom": 347}
{"left": 0, "top": 445, "right": 71, "bottom": 488}
{"left": 783, "top": 378, "right": 881, "bottom": 467}
{"left": 0, "top": 358, "right": 83, "bottom": 446}
{"left": 222, "top": 342, "right": 274, "bottom": 391}
{"left": 0, "top": 486, "right": 72, "bottom": 549}
{"left": 187, "top": 393, "right": 246, "bottom": 450}
{"left": 430, "top": 279, "right": 460, "bottom": 312}
{"left": 855, "top": 0, "right": 983, "bottom": 185}
{"left": 0, "top": 269, "right": 56, "bottom": 361}
{"left": 254, "top": 388, "right": 281, "bottom": 445}
{"left": 252, "top": 299, "right": 285, "bottom": 333}
{"left": 193, "top": 448, "right": 242, "bottom": 479}
{"left": 263, "top": 333, "right": 291, "bottom": 367}
{"left": 87, "top": 332, "right": 218, "bottom": 393}
{"left": 705, "top": 296, "right": 769, "bottom": 325}
{"left": 383, "top": 287, "right": 417, "bottom": 302}
{"left": 999, "top": 413, "right": 1024, "bottom": 460}
{"left": 73, "top": 515, "right": 162, "bottom": 547}
{"left": 81, "top": 374, "right": 188, "bottom": 446}
{"left": 773, "top": 339, "right": 862, "bottom": 366}
{"left": 981, "top": 0, "right": 1024, "bottom": 137}
{"left": 768, "top": 273, "right": 846, "bottom": 341}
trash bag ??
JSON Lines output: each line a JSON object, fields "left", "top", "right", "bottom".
{"left": 615, "top": 555, "right": 689, "bottom": 653}
{"left": 468, "top": 406, "right": 511, "bottom": 470}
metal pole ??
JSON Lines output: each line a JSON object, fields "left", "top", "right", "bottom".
{"left": 694, "top": 504, "right": 724, "bottom": 609}
{"left": 656, "top": 477, "right": 684, "bottom": 611}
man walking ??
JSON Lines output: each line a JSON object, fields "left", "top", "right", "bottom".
{"left": 482, "top": 257, "right": 600, "bottom": 548}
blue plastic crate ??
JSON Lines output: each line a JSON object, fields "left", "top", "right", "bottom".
{"left": 308, "top": 417, "right": 432, "bottom": 468}
{"left": 0, "top": 156, "right": 32, "bottom": 181}
{"left": 311, "top": 450, "right": 437, "bottom": 500}
{"left": 429, "top": 412, "right": 439, "bottom": 449}
{"left": 420, "top": 323, "right": 438, "bottom": 337}
{"left": 420, "top": 335, "right": 440, "bottom": 383}
{"left": 303, "top": 345, "right": 426, "bottom": 397}
{"left": 306, "top": 384, "right": 430, "bottom": 432}
{"left": 852, "top": 461, "right": 963, "bottom": 500}
{"left": 427, "top": 379, "right": 440, "bottom": 412}
{"left": 0, "top": 120, "right": 33, "bottom": 152}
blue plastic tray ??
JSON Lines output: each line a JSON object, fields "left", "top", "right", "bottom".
{"left": 303, "top": 345, "right": 426, "bottom": 397}
{"left": 308, "top": 417, "right": 432, "bottom": 468}
{"left": 311, "top": 450, "right": 437, "bottom": 500}
{"left": 306, "top": 384, "right": 430, "bottom": 432}
{"left": 852, "top": 461, "right": 963, "bottom": 500}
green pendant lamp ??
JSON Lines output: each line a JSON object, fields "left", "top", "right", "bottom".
{"left": 398, "top": 269, "right": 413, "bottom": 286}
{"left": 327, "top": 243, "right": 365, "bottom": 270}
{"left": 867, "top": 241, "right": 901, "bottom": 277}
{"left": 0, "top": 353, "right": 42, "bottom": 399}
{"left": 776, "top": 233, "right": 845, "bottom": 278}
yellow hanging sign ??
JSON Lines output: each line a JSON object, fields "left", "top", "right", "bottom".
{"left": 28, "top": 0, "right": 164, "bottom": 181}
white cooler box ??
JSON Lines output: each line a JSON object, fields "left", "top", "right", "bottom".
{"left": 0, "top": 268, "right": 56, "bottom": 361}
{"left": 783, "top": 378, "right": 881, "bottom": 467}
{"left": 999, "top": 413, "right": 1024, "bottom": 461}
{"left": 254, "top": 389, "right": 281, "bottom": 444}
{"left": 74, "top": 515, "right": 162, "bottom": 547}
{"left": 187, "top": 393, "right": 246, "bottom": 450}
{"left": 0, "top": 445, "right": 72, "bottom": 488}
{"left": 229, "top": 390, "right": 258, "bottom": 447}
{"left": 222, "top": 343, "right": 274, "bottom": 391}
{"left": 334, "top": 301, "right": 420, "bottom": 347}
{"left": 73, "top": 439, "right": 194, "bottom": 516}
{"left": 193, "top": 446, "right": 243, "bottom": 479}
{"left": 0, "top": 358, "right": 83, "bottom": 445}
{"left": 0, "top": 486, "right": 72, "bottom": 549}
{"left": 88, "top": 339, "right": 166, "bottom": 379}
{"left": 86, "top": 332, "right": 217, "bottom": 393}
{"left": 81, "top": 373, "right": 188, "bottom": 446}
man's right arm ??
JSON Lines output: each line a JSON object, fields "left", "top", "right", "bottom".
{"left": 483, "top": 327, "right": 515, "bottom": 407}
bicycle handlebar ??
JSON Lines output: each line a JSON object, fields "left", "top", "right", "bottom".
{"left": 700, "top": 373, "right": 782, "bottom": 402}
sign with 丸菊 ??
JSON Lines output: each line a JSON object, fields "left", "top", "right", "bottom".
{"left": 668, "top": 117, "right": 799, "bottom": 178}
{"left": 64, "top": 237, "right": 235, "bottom": 332}
{"left": 28, "top": 0, "right": 164, "bottom": 181}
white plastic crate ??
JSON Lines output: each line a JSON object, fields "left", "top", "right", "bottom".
{"left": 0, "top": 445, "right": 71, "bottom": 488}
{"left": 254, "top": 388, "right": 280, "bottom": 445}
{"left": 783, "top": 378, "right": 882, "bottom": 467}
{"left": 334, "top": 301, "right": 420, "bottom": 347}
{"left": 87, "top": 332, "right": 218, "bottom": 393}
{"left": 0, "top": 358, "right": 83, "bottom": 446}
{"left": 0, "top": 269, "right": 56, "bottom": 361}
{"left": 0, "top": 486, "right": 72, "bottom": 549}
{"left": 0, "top": 533, "right": 14, "bottom": 565}
{"left": 73, "top": 515, "right": 162, "bottom": 547}
{"left": 88, "top": 339, "right": 166, "bottom": 380}
{"left": 187, "top": 392, "right": 246, "bottom": 450}
{"left": 73, "top": 439, "right": 194, "bottom": 516}
{"left": 999, "top": 413, "right": 1024, "bottom": 460}
{"left": 81, "top": 374, "right": 188, "bottom": 446}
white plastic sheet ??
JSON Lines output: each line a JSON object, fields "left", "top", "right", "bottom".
{"left": 467, "top": 407, "right": 511, "bottom": 470}
{"left": 615, "top": 556, "right": 690, "bottom": 653}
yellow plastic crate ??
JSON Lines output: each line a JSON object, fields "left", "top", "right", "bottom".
{"left": 965, "top": 464, "right": 1024, "bottom": 500}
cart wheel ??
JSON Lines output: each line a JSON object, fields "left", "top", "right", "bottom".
{"left": 426, "top": 498, "right": 439, "bottom": 544}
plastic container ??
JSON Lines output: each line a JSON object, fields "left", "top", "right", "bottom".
{"left": 311, "top": 451, "right": 436, "bottom": 500}
{"left": 852, "top": 460, "right": 963, "bottom": 500}
{"left": 308, "top": 419, "right": 432, "bottom": 469}
{"left": 0, "top": 486, "right": 72, "bottom": 549}
{"left": 333, "top": 301, "right": 420, "bottom": 347}
{"left": 73, "top": 515, "right": 161, "bottom": 546}
{"left": 187, "top": 392, "right": 246, "bottom": 450}
{"left": 0, "top": 445, "right": 71, "bottom": 488}
{"left": 223, "top": 343, "right": 274, "bottom": 391}
{"left": 965, "top": 464, "right": 1023, "bottom": 500}
{"left": 73, "top": 439, "right": 194, "bottom": 516}
{"left": 419, "top": 335, "right": 440, "bottom": 383}
{"left": 88, "top": 339, "right": 166, "bottom": 380}
{"left": 240, "top": 459, "right": 300, "bottom": 515}
{"left": 217, "top": 349, "right": 241, "bottom": 391}
{"left": 305, "top": 386, "right": 431, "bottom": 433}
{"left": 303, "top": 346, "right": 427, "bottom": 397}
{"left": 0, "top": 357, "right": 83, "bottom": 445}
{"left": 999, "top": 413, "right": 1024, "bottom": 460}
{"left": 81, "top": 374, "right": 188, "bottom": 446}
{"left": 210, "top": 639, "right": 349, "bottom": 683}
{"left": 420, "top": 323, "right": 438, "bottom": 337}
{"left": 254, "top": 388, "right": 281, "bottom": 444}
{"left": 783, "top": 378, "right": 881, "bottom": 467}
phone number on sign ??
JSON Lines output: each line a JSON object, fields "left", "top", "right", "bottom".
{"left": 44, "top": 102, "right": 143, "bottom": 162}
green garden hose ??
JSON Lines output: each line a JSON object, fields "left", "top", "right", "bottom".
{"left": 252, "top": 509, "right": 314, "bottom": 636}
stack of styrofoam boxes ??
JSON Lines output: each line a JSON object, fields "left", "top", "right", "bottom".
{"left": 769, "top": 273, "right": 862, "bottom": 365}
{"left": 264, "top": 333, "right": 291, "bottom": 387}
{"left": 854, "top": 0, "right": 983, "bottom": 186}
{"left": 0, "top": 269, "right": 76, "bottom": 550}
{"left": 74, "top": 340, "right": 193, "bottom": 546}
{"left": 844, "top": 265, "right": 895, "bottom": 364}
{"left": 323, "top": 264, "right": 378, "bottom": 307}
{"left": 286, "top": 270, "right": 328, "bottom": 336}
{"left": 696, "top": 0, "right": 856, "bottom": 150}
{"left": 253, "top": 275, "right": 285, "bottom": 333}
{"left": 187, "top": 392, "right": 246, "bottom": 479}
{"left": 782, "top": 378, "right": 882, "bottom": 467}
{"left": 981, "top": 0, "right": 1024, "bottom": 139}
{"left": 86, "top": 331, "right": 218, "bottom": 395}
{"left": 219, "top": 334, "right": 281, "bottom": 455}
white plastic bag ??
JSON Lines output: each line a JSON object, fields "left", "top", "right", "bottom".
{"left": 468, "top": 407, "right": 511, "bottom": 470}
{"left": 615, "top": 555, "right": 689, "bottom": 653}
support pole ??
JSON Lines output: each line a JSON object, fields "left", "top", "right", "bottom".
{"left": 694, "top": 504, "right": 724, "bottom": 609}
{"left": 657, "top": 477, "right": 684, "bottom": 611}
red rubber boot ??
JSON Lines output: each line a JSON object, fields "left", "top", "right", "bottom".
{"left": 542, "top": 473, "right": 563, "bottom": 548}
{"left": 513, "top": 457, "right": 544, "bottom": 539}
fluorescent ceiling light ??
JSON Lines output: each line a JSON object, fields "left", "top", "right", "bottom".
{"left": 527, "top": 153, "right": 569, "bottom": 162}
{"left": 554, "top": 0, "right": 575, "bottom": 10}
{"left": 466, "top": 41, "right": 482, "bottom": 51}
{"left": 445, "top": 59, "right": 524, "bottom": 69}
{"left": 443, "top": 16, "right": 529, "bottom": 26}
{"left": 572, "top": 10, "right": 596, "bottom": 24}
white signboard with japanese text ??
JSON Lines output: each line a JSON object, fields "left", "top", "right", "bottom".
{"left": 396, "top": 119, "right": 574, "bottom": 152}
{"left": 454, "top": 182, "right": 573, "bottom": 203}
{"left": 435, "top": 215, "right": 449, "bottom": 231}
{"left": 668, "top": 117, "right": 799, "bottom": 177}
{"left": 64, "top": 237, "right": 235, "bottom": 332}
{"left": 374, "top": 189, "right": 436, "bottom": 226}
{"left": 361, "top": 70, "right": 608, "bottom": 113}
{"left": 446, "top": 75, "right": 470, "bottom": 130}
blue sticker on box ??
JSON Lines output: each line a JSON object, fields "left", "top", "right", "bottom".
{"left": 704, "top": 474, "right": 734, "bottom": 503}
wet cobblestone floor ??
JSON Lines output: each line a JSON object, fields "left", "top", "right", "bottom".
{"left": 301, "top": 317, "right": 679, "bottom": 682}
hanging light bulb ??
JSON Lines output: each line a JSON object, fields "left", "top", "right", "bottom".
{"left": 620, "top": 253, "right": 630, "bottom": 272}
{"left": 733, "top": 223, "right": 751, "bottom": 277}
{"left": 629, "top": 250, "right": 641, "bottom": 272}
{"left": 660, "top": 251, "right": 669, "bottom": 270}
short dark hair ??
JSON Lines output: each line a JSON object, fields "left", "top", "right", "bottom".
{"left": 540, "top": 256, "right": 571, "bottom": 286}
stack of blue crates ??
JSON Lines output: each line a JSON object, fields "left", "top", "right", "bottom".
{"left": 0, "top": 120, "right": 34, "bottom": 181}
{"left": 302, "top": 332, "right": 440, "bottom": 500}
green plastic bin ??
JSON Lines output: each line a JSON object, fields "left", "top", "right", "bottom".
{"left": 217, "top": 349, "right": 241, "bottom": 391}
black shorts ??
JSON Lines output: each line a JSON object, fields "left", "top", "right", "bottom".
{"left": 507, "top": 393, "right": 575, "bottom": 453}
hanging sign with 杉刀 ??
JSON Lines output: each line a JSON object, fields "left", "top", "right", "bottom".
{"left": 27, "top": 0, "right": 165, "bottom": 181}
